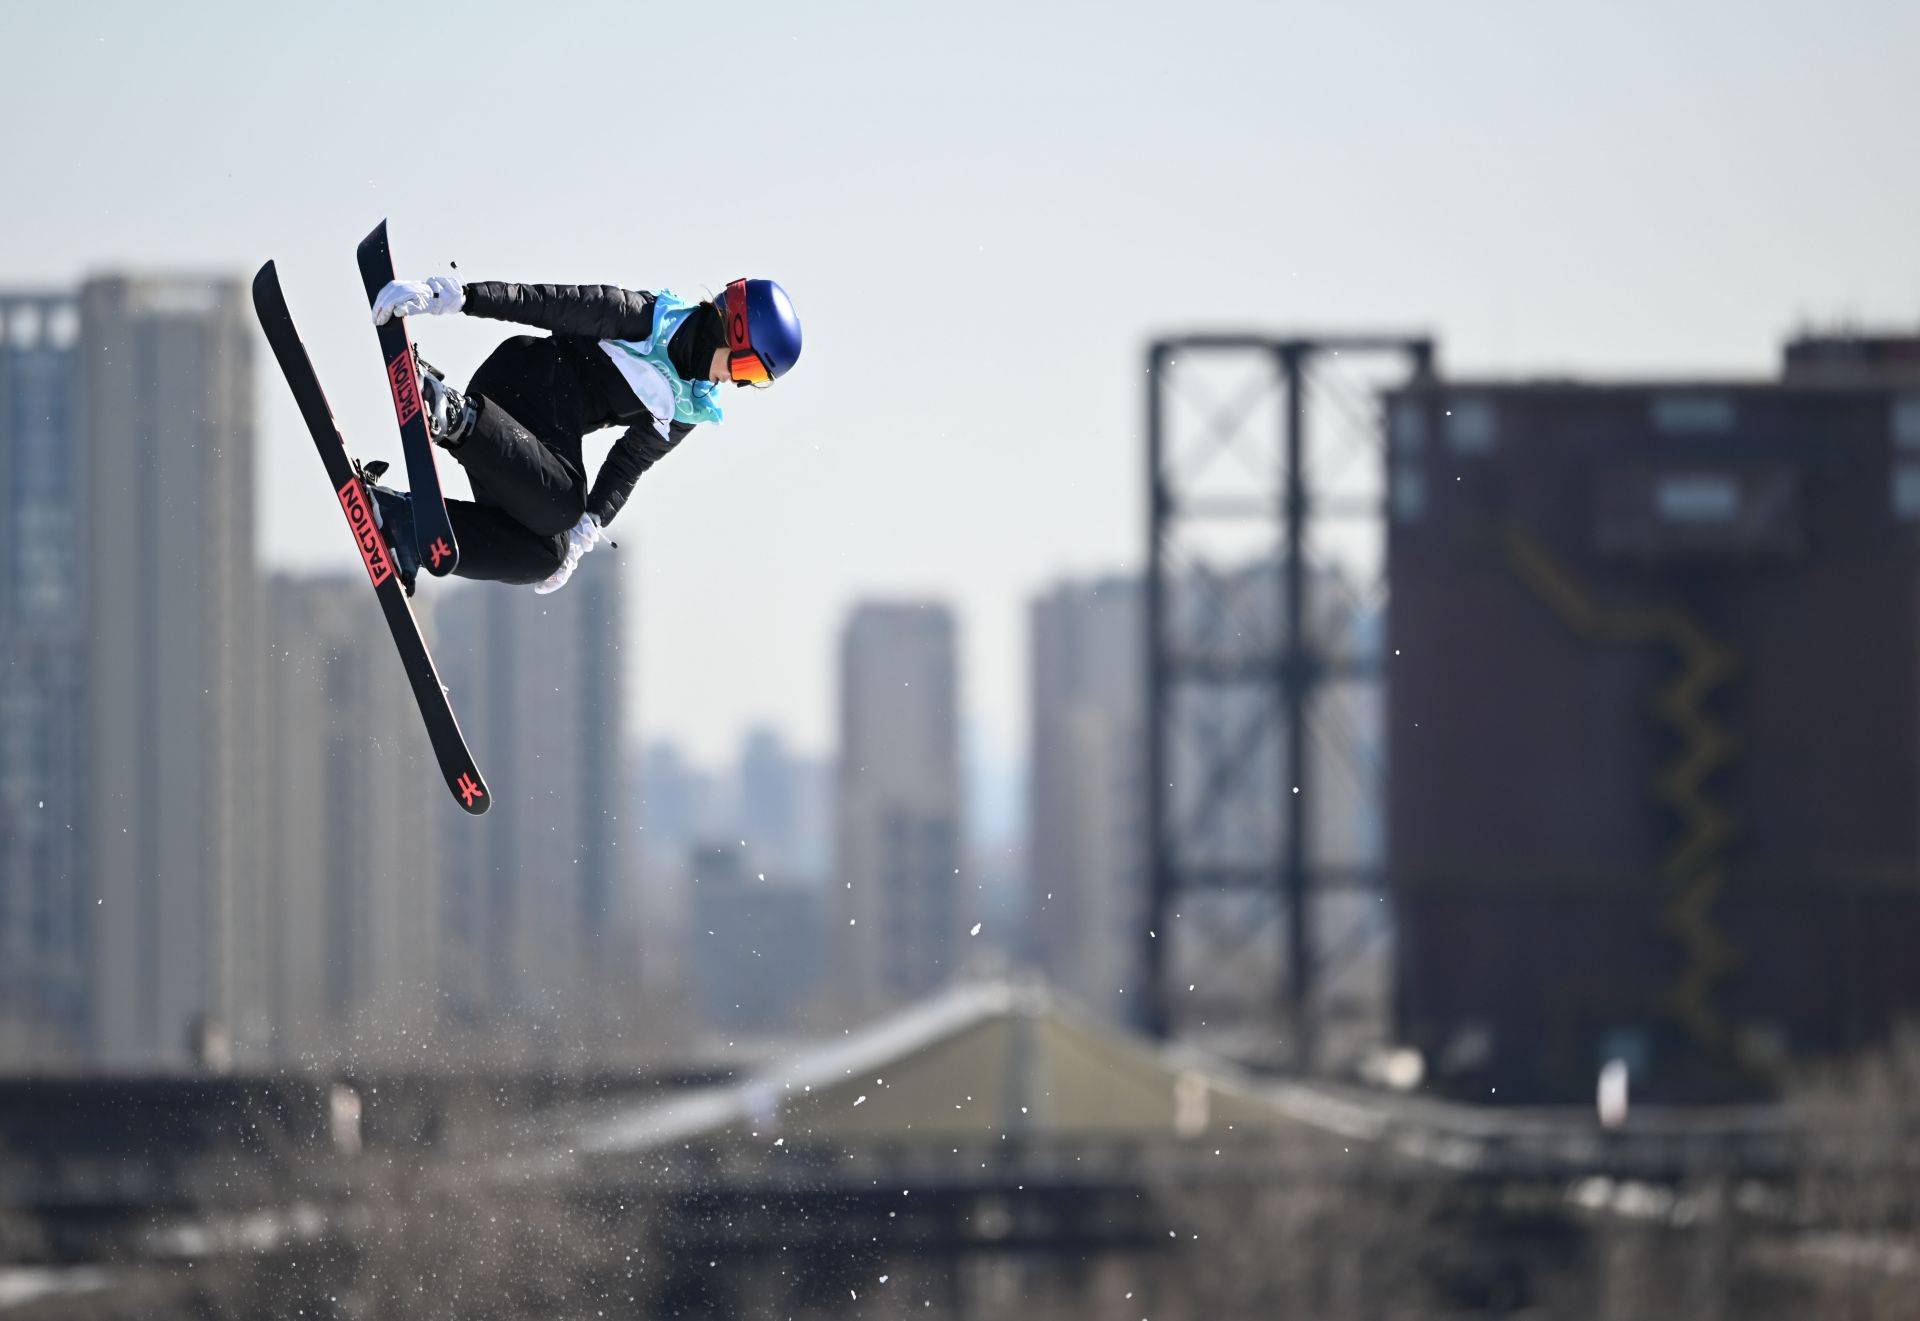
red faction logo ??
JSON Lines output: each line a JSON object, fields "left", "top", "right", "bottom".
{"left": 456, "top": 773, "right": 485, "bottom": 808}
{"left": 428, "top": 537, "right": 453, "bottom": 570}
{"left": 337, "top": 478, "right": 395, "bottom": 588}
{"left": 386, "top": 347, "right": 423, "bottom": 427}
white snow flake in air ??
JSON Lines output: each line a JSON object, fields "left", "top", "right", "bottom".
{"left": 854, "top": 1095, "right": 867, "bottom": 1106}
{"left": 970, "top": 923, "right": 982, "bottom": 936}
{"left": 879, "top": 1274, "right": 889, "bottom": 1283}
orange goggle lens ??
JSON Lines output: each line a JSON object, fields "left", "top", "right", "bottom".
{"left": 722, "top": 279, "right": 774, "bottom": 384}
{"left": 728, "top": 349, "right": 774, "bottom": 384}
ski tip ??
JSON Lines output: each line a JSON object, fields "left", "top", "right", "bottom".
{"left": 250, "top": 263, "right": 286, "bottom": 323}
{"left": 357, "top": 220, "right": 396, "bottom": 291}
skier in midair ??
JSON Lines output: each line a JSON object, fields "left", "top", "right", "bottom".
{"left": 364, "top": 270, "right": 802, "bottom": 592}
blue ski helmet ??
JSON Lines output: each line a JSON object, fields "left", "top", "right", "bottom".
{"left": 719, "top": 278, "right": 802, "bottom": 384}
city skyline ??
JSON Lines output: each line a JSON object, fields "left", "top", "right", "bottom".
{"left": 0, "top": 256, "right": 1056, "bottom": 1066}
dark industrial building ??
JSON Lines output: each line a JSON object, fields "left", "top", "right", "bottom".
{"left": 1387, "top": 334, "right": 1920, "bottom": 1102}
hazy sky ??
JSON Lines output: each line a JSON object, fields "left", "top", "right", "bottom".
{"left": 5, "top": 1, "right": 1916, "bottom": 768}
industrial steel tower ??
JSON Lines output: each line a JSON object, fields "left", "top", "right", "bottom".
{"left": 1143, "top": 334, "right": 1433, "bottom": 1067}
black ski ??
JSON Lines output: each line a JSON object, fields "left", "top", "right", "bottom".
{"left": 356, "top": 219, "right": 459, "bottom": 576}
{"left": 252, "top": 261, "right": 490, "bottom": 816}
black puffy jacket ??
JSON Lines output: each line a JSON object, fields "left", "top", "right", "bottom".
{"left": 460, "top": 280, "right": 698, "bottom": 526}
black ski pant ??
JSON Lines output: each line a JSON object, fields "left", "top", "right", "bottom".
{"left": 444, "top": 336, "right": 594, "bottom": 584}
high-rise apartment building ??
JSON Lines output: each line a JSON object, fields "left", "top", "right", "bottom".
{"left": 738, "top": 725, "right": 833, "bottom": 883}
{"left": 434, "top": 556, "right": 630, "bottom": 1042}
{"left": 81, "top": 276, "right": 258, "bottom": 1070}
{"left": 0, "top": 294, "right": 87, "bottom": 1062}
{"left": 1028, "top": 576, "right": 1146, "bottom": 1019}
{"left": 835, "top": 602, "right": 962, "bottom": 1013}
{"left": 259, "top": 575, "right": 442, "bottom": 1062}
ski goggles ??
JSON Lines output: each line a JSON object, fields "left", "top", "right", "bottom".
{"left": 722, "top": 279, "right": 775, "bottom": 385}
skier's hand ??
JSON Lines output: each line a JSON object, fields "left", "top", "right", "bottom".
{"left": 372, "top": 276, "right": 465, "bottom": 325}
{"left": 533, "top": 514, "right": 605, "bottom": 595}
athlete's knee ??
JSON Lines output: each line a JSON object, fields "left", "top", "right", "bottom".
{"left": 524, "top": 496, "right": 587, "bottom": 539}
{"left": 494, "top": 532, "right": 566, "bottom": 587}
{"left": 468, "top": 336, "right": 544, "bottom": 397}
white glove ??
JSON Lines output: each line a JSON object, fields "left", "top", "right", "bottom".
{"left": 533, "top": 513, "right": 606, "bottom": 595}
{"left": 372, "top": 275, "right": 466, "bottom": 325}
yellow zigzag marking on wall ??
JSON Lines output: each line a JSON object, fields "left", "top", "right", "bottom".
{"left": 1500, "top": 527, "right": 1740, "bottom": 1043}
{"left": 1665, "top": 864, "right": 1738, "bottom": 1045}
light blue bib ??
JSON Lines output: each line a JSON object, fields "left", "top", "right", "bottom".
{"left": 600, "top": 291, "right": 724, "bottom": 427}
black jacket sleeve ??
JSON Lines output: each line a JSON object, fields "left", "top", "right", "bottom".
{"left": 588, "top": 420, "right": 695, "bottom": 526}
{"left": 461, "top": 281, "right": 657, "bottom": 341}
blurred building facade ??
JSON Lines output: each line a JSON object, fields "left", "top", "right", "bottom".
{"left": 631, "top": 741, "right": 706, "bottom": 1006}
{"left": 835, "top": 602, "right": 962, "bottom": 1014}
{"left": 1027, "top": 576, "right": 1147, "bottom": 1020}
{"left": 738, "top": 727, "right": 798, "bottom": 864}
{"left": 737, "top": 725, "right": 833, "bottom": 883}
{"left": 257, "top": 576, "right": 442, "bottom": 1062}
{"left": 684, "top": 842, "right": 822, "bottom": 1030}
{"left": 1387, "top": 334, "right": 1920, "bottom": 1101}
{"left": 639, "top": 740, "right": 721, "bottom": 861}
{"left": 81, "top": 276, "right": 259, "bottom": 1070}
{"left": 434, "top": 557, "right": 632, "bottom": 1048}
{"left": 0, "top": 293, "right": 87, "bottom": 1062}
{"left": 638, "top": 733, "right": 834, "bottom": 1025}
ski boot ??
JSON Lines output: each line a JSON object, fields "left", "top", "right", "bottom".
{"left": 415, "top": 354, "right": 474, "bottom": 450}
{"left": 356, "top": 459, "right": 421, "bottom": 596}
